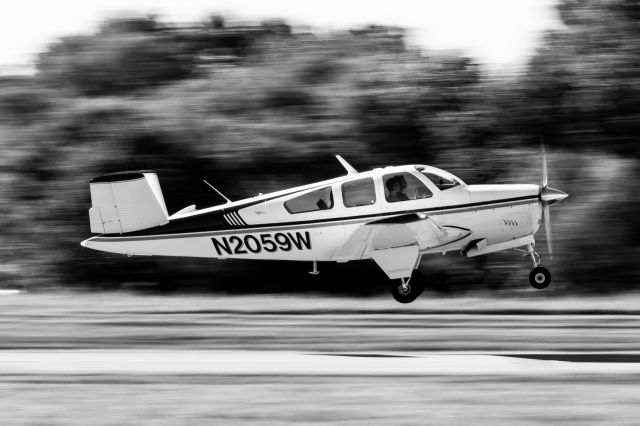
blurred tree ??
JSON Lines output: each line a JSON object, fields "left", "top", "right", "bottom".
{"left": 207, "top": 14, "right": 225, "bottom": 30}
{"left": 260, "top": 19, "right": 292, "bottom": 36}
{"left": 0, "top": 87, "right": 51, "bottom": 124}
{"left": 98, "top": 15, "right": 161, "bottom": 34}
{"left": 514, "top": 0, "right": 640, "bottom": 156}
{"left": 37, "top": 32, "right": 196, "bottom": 95}
{"left": 36, "top": 15, "right": 265, "bottom": 96}
{"left": 1, "top": 9, "right": 639, "bottom": 293}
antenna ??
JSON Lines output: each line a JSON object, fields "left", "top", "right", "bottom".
{"left": 203, "top": 180, "right": 232, "bottom": 204}
{"left": 335, "top": 155, "right": 358, "bottom": 175}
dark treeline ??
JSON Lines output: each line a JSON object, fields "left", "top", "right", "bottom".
{"left": 1, "top": 0, "right": 638, "bottom": 294}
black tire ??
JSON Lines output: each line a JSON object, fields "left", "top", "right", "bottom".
{"left": 529, "top": 266, "right": 551, "bottom": 289}
{"left": 390, "top": 270, "right": 425, "bottom": 303}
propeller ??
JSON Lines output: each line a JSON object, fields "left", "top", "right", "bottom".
{"left": 541, "top": 142, "right": 548, "bottom": 189}
{"left": 538, "top": 140, "right": 568, "bottom": 259}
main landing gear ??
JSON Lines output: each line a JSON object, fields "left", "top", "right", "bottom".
{"left": 524, "top": 243, "right": 551, "bottom": 289}
{"left": 390, "top": 270, "right": 425, "bottom": 303}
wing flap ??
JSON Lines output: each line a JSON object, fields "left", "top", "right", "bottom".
{"left": 334, "top": 214, "right": 470, "bottom": 262}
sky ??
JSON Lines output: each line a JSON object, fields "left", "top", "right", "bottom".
{"left": 0, "top": 0, "right": 562, "bottom": 75}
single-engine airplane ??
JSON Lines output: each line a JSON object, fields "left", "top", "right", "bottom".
{"left": 81, "top": 153, "right": 568, "bottom": 303}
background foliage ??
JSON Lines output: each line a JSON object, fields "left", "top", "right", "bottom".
{"left": 1, "top": 1, "right": 638, "bottom": 294}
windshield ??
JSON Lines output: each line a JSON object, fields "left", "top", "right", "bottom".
{"left": 416, "top": 166, "right": 461, "bottom": 191}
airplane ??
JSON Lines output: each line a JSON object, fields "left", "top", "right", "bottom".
{"left": 81, "top": 153, "right": 568, "bottom": 303}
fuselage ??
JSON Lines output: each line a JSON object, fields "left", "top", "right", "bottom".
{"left": 82, "top": 164, "right": 544, "bottom": 262}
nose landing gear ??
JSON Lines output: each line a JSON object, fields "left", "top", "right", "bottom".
{"left": 529, "top": 266, "right": 551, "bottom": 289}
{"left": 524, "top": 243, "right": 551, "bottom": 289}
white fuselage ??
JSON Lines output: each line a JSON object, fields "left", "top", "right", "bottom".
{"left": 82, "top": 165, "right": 543, "bottom": 262}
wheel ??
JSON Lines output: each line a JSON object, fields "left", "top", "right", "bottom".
{"left": 390, "top": 270, "right": 425, "bottom": 303}
{"left": 529, "top": 266, "right": 551, "bottom": 289}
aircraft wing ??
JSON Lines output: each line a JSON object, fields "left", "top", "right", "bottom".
{"left": 334, "top": 213, "right": 471, "bottom": 279}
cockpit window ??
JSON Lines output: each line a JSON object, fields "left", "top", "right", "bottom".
{"left": 284, "top": 187, "right": 333, "bottom": 214}
{"left": 417, "top": 168, "right": 461, "bottom": 191}
{"left": 383, "top": 172, "right": 432, "bottom": 202}
{"left": 342, "top": 177, "right": 376, "bottom": 208}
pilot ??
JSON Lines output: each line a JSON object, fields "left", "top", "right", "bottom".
{"left": 386, "top": 175, "right": 409, "bottom": 202}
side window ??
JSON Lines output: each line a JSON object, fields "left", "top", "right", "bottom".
{"left": 284, "top": 187, "right": 333, "bottom": 214}
{"left": 383, "top": 172, "right": 432, "bottom": 203}
{"left": 342, "top": 177, "right": 376, "bottom": 208}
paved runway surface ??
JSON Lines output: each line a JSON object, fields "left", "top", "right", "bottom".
{"left": 3, "top": 350, "right": 640, "bottom": 376}
{"left": 1, "top": 293, "right": 640, "bottom": 425}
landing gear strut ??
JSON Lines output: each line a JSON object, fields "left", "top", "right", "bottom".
{"left": 525, "top": 243, "right": 551, "bottom": 289}
{"left": 390, "top": 270, "right": 425, "bottom": 303}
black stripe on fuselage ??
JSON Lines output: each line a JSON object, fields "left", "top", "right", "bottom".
{"left": 94, "top": 195, "right": 539, "bottom": 241}
{"left": 232, "top": 211, "right": 246, "bottom": 226}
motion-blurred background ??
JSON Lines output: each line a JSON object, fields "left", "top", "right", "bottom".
{"left": 0, "top": 0, "right": 638, "bottom": 294}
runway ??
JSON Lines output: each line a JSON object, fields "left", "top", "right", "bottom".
{"left": 2, "top": 294, "right": 640, "bottom": 425}
{"left": 3, "top": 350, "right": 640, "bottom": 376}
